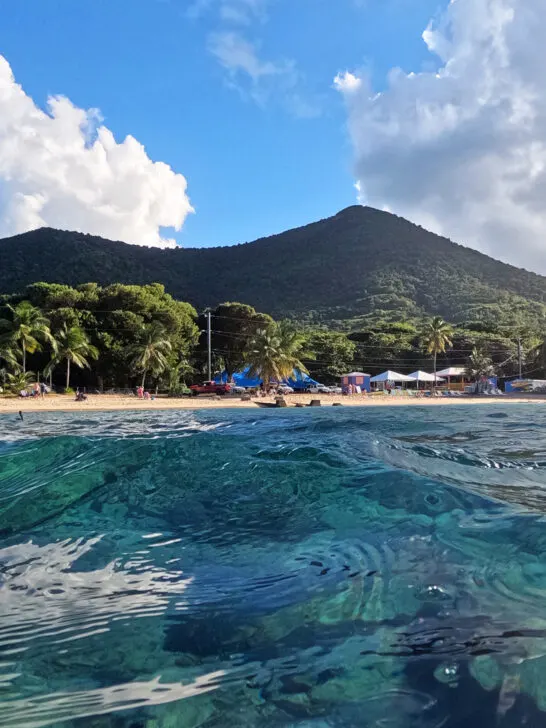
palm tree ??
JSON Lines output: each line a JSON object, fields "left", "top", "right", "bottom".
{"left": 6, "top": 370, "right": 35, "bottom": 395}
{"left": 46, "top": 325, "right": 99, "bottom": 389}
{"left": 466, "top": 347, "right": 495, "bottom": 393}
{"left": 129, "top": 323, "right": 172, "bottom": 389}
{"left": 246, "top": 322, "right": 313, "bottom": 392}
{"left": 0, "top": 340, "right": 19, "bottom": 372}
{"left": 422, "top": 316, "right": 454, "bottom": 387}
{"left": 0, "top": 301, "right": 52, "bottom": 373}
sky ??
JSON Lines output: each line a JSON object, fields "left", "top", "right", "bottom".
{"left": 0, "top": 0, "right": 545, "bottom": 273}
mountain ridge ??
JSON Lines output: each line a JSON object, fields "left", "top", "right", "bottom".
{"left": 1, "top": 206, "right": 546, "bottom": 330}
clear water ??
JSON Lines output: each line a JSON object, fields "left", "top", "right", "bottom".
{"left": 2, "top": 406, "right": 546, "bottom": 727}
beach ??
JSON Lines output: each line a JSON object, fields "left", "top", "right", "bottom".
{"left": 0, "top": 392, "right": 543, "bottom": 413}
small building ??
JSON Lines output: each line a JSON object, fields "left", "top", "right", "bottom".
{"left": 341, "top": 372, "right": 371, "bottom": 393}
{"left": 436, "top": 367, "right": 467, "bottom": 391}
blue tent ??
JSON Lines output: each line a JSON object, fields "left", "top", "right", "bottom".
{"left": 286, "top": 370, "right": 319, "bottom": 391}
{"left": 214, "top": 367, "right": 318, "bottom": 390}
{"left": 215, "top": 367, "right": 261, "bottom": 389}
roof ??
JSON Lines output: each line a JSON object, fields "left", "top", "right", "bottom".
{"left": 408, "top": 370, "right": 445, "bottom": 382}
{"left": 214, "top": 367, "right": 318, "bottom": 388}
{"left": 370, "top": 370, "right": 415, "bottom": 383}
{"left": 341, "top": 372, "right": 371, "bottom": 377}
{"left": 436, "top": 367, "right": 466, "bottom": 377}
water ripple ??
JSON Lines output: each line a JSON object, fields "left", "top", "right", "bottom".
{"left": 1, "top": 406, "right": 546, "bottom": 726}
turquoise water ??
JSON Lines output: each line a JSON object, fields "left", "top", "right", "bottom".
{"left": 2, "top": 406, "right": 546, "bottom": 726}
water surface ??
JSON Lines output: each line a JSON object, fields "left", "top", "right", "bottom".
{"left": 1, "top": 405, "right": 546, "bottom": 726}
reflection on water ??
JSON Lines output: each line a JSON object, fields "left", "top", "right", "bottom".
{"left": 2, "top": 405, "right": 546, "bottom": 726}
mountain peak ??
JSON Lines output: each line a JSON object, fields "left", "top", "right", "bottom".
{"left": 0, "top": 211, "right": 545, "bottom": 330}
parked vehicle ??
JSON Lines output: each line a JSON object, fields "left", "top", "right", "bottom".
{"left": 329, "top": 386, "right": 343, "bottom": 394}
{"left": 276, "top": 384, "right": 294, "bottom": 394}
{"left": 230, "top": 385, "right": 246, "bottom": 394}
{"left": 190, "top": 381, "right": 231, "bottom": 396}
{"left": 309, "top": 384, "right": 332, "bottom": 394}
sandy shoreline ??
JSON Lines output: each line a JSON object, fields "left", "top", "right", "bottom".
{"left": 0, "top": 392, "right": 544, "bottom": 413}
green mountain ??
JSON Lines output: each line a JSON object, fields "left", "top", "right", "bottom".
{"left": 2, "top": 206, "right": 546, "bottom": 331}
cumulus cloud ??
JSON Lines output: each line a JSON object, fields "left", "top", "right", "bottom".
{"left": 336, "top": 0, "right": 546, "bottom": 272}
{"left": 0, "top": 55, "right": 193, "bottom": 248}
{"left": 333, "top": 71, "right": 362, "bottom": 94}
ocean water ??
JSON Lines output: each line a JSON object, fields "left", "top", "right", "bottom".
{"left": 2, "top": 406, "right": 546, "bottom": 727}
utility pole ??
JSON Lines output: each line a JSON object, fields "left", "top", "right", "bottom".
{"left": 517, "top": 338, "right": 523, "bottom": 380}
{"left": 207, "top": 310, "right": 212, "bottom": 381}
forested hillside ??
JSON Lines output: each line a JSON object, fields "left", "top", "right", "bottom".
{"left": 2, "top": 206, "right": 546, "bottom": 332}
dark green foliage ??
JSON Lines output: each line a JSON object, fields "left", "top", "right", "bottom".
{"left": 195, "top": 302, "right": 273, "bottom": 378}
{"left": 304, "top": 330, "right": 356, "bottom": 383}
{"left": 0, "top": 282, "right": 199, "bottom": 390}
{"left": 2, "top": 208, "right": 546, "bottom": 334}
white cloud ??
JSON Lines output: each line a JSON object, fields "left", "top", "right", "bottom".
{"left": 188, "top": 0, "right": 269, "bottom": 25}
{"left": 209, "top": 31, "right": 283, "bottom": 81}
{"left": 0, "top": 55, "right": 193, "bottom": 248}
{"left": 209, "top": 31, "right": 320, "bottom": 117}
{"left": 333, "top": 71, "right": 362, "bottom": 94}
{"left": 336, "top": 0, "right": 546, "bottom": 272}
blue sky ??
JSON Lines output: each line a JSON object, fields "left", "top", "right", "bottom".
{"left": 0, "top": 0, "right": 446, "bottom": 248}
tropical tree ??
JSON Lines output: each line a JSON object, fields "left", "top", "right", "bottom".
{"left": 129, "top": 322, "right": 172, "bottom": 389}
{"left": 306, "top": 330, "right": 356, "bottom": 383}
{"left": 195, "top": 302, "right": 273, "bottom": 379}
{"left": 246, "top": 322, "right": 314, "bottom": 392}
{"left": 5, "top": 370, "right": 35, "bottom": 395}
{"left": 466, "top": 347, "right": 495, "bottom": 393}
{"left": 0, "top": 301, "right": 52, "bottom": 373}
{"left": 0, "top": 340, "right": 19, "bottom": 372}
{"left": 421, "top": 316, "right": 454, "bottom": 386}
{"left": 46, "top": 325, "right": 99, "bottom": 389}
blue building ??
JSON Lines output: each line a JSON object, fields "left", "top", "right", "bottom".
{"left": 341, "top": 372, "right": 371, "bottom": 393}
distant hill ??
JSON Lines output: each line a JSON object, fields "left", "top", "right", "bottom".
{"left": 2, "top": 206, "right": 546, "bottom": 330}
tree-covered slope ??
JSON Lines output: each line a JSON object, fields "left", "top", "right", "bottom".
{"left": 2, "top": 206, "right": 546, "bottom": 329}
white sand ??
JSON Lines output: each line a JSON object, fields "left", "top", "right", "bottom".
{"left": 0, "top": 392, "right": 542, "bottom": 414}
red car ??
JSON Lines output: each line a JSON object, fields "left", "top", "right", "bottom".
{"left": 190, "top": 381, "right": 232, "bottom": 396}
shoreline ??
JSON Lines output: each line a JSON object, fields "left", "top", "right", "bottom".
{"left": 0, "top": 393, "right": 544, "bottom": 414}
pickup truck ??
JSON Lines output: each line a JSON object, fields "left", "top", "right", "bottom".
{"left": 190, "top": 381, "right": 232, "bottom": 396}
{"left": 308, "top": 384, "right": 332, "bottom": 394}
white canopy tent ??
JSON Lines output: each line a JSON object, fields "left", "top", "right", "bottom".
{"left": 408, "top": 371, "right": 445, "bottom": 383}
{"left": 436, "top": 367, "right": 465, "bottom": 378}
{"left": 370, "top": 370, "right": 414, "bottom": 383}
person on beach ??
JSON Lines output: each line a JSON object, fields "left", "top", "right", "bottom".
{"left": 40, "top": 382, "right": 47, "bottom": 397}
{"left": 137, "top": 386, "right": 144, "bottom": 399}
{"left": 33, "top": 382, "right": 40, "bottom": 397}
